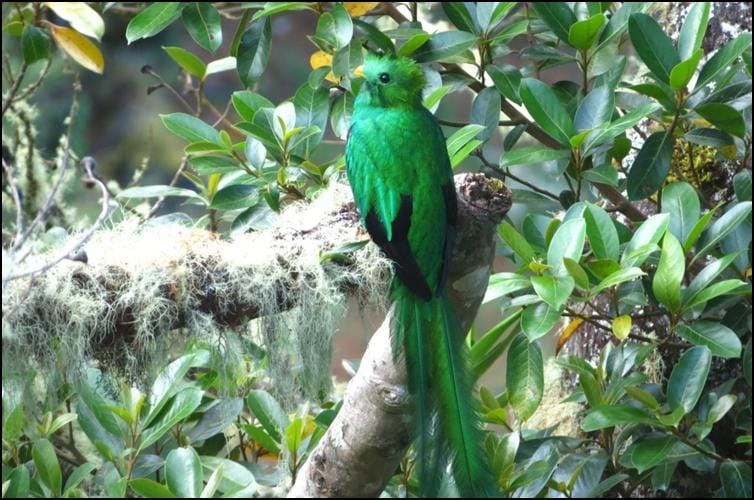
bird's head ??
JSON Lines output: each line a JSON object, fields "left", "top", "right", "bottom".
{"left": 354, "top": 55, "right": 426, "bottom": 108}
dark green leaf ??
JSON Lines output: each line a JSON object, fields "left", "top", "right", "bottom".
{"left": 652, "top": 233, "right": 684, "bottom": 312}
{"left": 683, "top": 128, "right": 735, "bottom": 147}
{"left": 668, "top": 346, "right": 711, "bottom": 414}
{"left": 63, "top": 463, "right": 96, "bottom": 496}
{"left": 662, "top": 182, "right": 700, "bottom": 244}
{"left": 237, "top": 17, "right": 271, "bottom": 87}
{"left": 684, "top": 204, "right": 718, "bottom": 252}
{"left": 130, "top": 479, "right": 177, "bottom": 498}
{"left": 33, "top": 439, "right": 62, "bottom": 496}
{"left": 507, "top": 333, "right": 544, "bottom": 421}
{"left": 584, "top": 103, "right": 662, "bottom": 153}
{"left": 584, "top": 203, "right": 619, "bottom": 261}
{"left": 246, "top": 389, "right": 289, "bottom": 443}
{"left": 499, "top": 221, "right": 535, "bottom": 262}
{"left": 582, "top": 165, "right": 619, "bottom": 187}
{"left": 622, "top": 435, "right": 679, "bottom": 474}
{"left": 720, "top": 461, "right": 752, "bottom": 498}
{"left": 575, "top": 85, "right": 614, "bottom": 132}
{"left": 696, "top": 33, "right": 752, "bottom": 90}
{"left": 695, "top": 103, "right": 746, "bottom": 138}
{"left": 684, "top": 279, "right": 747, "bottom": 310}
{"left": 678, "top": 2, "right": 710, "bottom": 60}
{"left": 695, "top": 201, "right": 752, "bottom": 259}
{"left": 126, "top": 3, "right": 184, "bottom": 44}
{"left": 591, "top": 267, "right": 645, "bottom": 295}
{"left": 163, "top": 46, "right": 206, "bottom": 79}
{"left": 676, "top": 322, "right": 742, "bottom": 359}
{"left": 520, "top": 78, "right": 577, "bottom": 146}
{"left": 353, "top": 19, "right": 395, "bottom": 56}
{"left": 21, "top": 26, "right": 48, "bottom": 63}
{"left": 683, "top": 252, "right": 740, "bottom": 304}
{"left": 734, "top": 170, "right": 752, "bottom": 202}
{"left": 140, "top": 387, "right": 203, "bottom": 450}
{"left": 182, "top": 3, "right": 222, "bottom": 53}
{"left": 563, "top": 257, "right": 589, "bottom": 289}
{"left": 487, "top": 64, "right": 522, "bottom": 104}
{"left": 442, "top": 3, "right": 477, "bottom": 33}
{"left": 413, "top": 31, "right": 478, "bottom": 62}
{"left": 627, "top": 131, "right": 674, "bottom": 200}
{"left": 628, "top": 13, "right": 680, "bottom": 83}
{"left": 568, "top": 13, "right": 605, "bottom": 50}
{"left": 531, "top": 3, "right": 577, "bottom": 43}
{"left": 581, "top": 404, "right": 658, "bottom": 431}
{"left": 521, "top": 302, "right": 561, "bottom": 341}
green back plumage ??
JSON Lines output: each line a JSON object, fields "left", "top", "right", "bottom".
{"left": 346, "top": 55, "right": 495, "bottom": 497}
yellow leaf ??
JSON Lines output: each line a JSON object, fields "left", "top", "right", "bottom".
{"left": 309, "top": 50, "right": 338, "bottom": 83}
{"left": 344, "top": 2, "right": 380, "bottom": 16}
{"left": 45, "top": 2, "right": 105, "bottom": 40}
{"left": 556, "top": 318, "right": 584, "bottom": 354}
{"left": 48, "top": 24, "right": 104, "bottom": 74}
{"left": 611, "top": 315, "right": 631, "bottom": 341}
{"left": 692, "top": 118, "right": 712, "bottom": 128}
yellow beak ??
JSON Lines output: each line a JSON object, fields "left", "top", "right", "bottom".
{"left": 353, "top": 65, "right": 365, "bottom": 78}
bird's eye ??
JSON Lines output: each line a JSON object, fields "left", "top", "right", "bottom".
{"left": 379, "top": 73, "right": 390, "bottom": 83}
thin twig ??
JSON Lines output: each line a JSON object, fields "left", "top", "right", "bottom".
{"left": 2, "top": 158, "right": 25, "bottom": 243}
{"left": 13, "top": 58, "right": 53, "bottom": 103}
{"left": 1, "top": 61, "right": 29, "bottom": 116}
{"left": 475, "top": 151, "right": 561, "bottom": 201}
{"left": 145, "top": 156, "right": 189, "bottom": 220}
{"left": 437, "top": 118, "right": 526, "bottom": 128}
{"left": 5, "top": 157, "right": 113, "bottom": 282}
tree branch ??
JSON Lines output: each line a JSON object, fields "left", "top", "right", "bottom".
{"left": 287, "top": 174, "right": 511, "bottom": 497}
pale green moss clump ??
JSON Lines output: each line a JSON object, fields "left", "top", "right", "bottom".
{"left": 2, "top": 182, "right": 391, "bottom": 408}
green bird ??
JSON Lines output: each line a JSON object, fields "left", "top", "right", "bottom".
{"left": 345, "top": 55, "right": 494, "bottom": 498}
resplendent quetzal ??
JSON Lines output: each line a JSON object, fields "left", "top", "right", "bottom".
{"left": 345, "top": 55, "right": 494, "bottom": 498}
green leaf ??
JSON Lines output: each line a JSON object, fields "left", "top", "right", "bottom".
{"left": 584, "top": 203, "right": 619, "bottom": 261}
{"left": 622, "top": 435, "right": 679, "bottom": 474}
{"left": 441, "top": 3, "right": 477, "bottom": 33}
{"left": 695, "top": 103, "right": 746, "bottom": 138}
{"left": 520, "top": 78, "right": 577, "bottom": 146}
{"left": 720, "top": 461, "right": 752, "bottom": 498}
{"left": 584, "top": 102, "right": 662, "bottom": 153}
{"left": 446, "top": 124, "right": 485, "bottom": 159}
{"left": 669, "top": 49, "right": 703, "bottom": 91}
{"left": 734, "top": 171, "right": 752, "bottom": 202}
{"left": 33, "top": 439, "right": 62, "bottom": 496}
{"left": 166, "top": 447, "right": 202, "bottom": 497}
{"left": 130, "top": 479, "right": 177, "bottom": 498}
{"left": 676, "top": 322, "right": 742, "bottom": 359}
{"left": 653, "top": 233, "right": 685, "bottom": 312}
{"left": 232, "top": 90, "right": 273, "bottom": 121}
{"left": 21, "top": 26, "right": 48, "bottom": 63}
{"left": 182, "top": 3, "right": 222, "bottom": 53}
{"left": 499, "top": 147, "right": 570, "bottom": 168}
{"left": 423, "top": 84, "right": 453, "bottom": 113}
{"left": 145, "top": 350, "right": 209, "bottom": 427}
{"left": 245, "top": 136, "right": 266, "bottom": 170}
{"left": 413, "top": 31, "right": 478, "bottom": 62}
{"left": 499, "top": 221, "right": 535, "bottom": 263}
{"left": 591, "top": 267, "right": 645, "bottom": 295}
{"left": 487, "top": 64, "right": 522, "bottom": 104}
{"left": 330, "top": 91, "right": 354, "bottom": 140}
{"left": 200, "top": 456, "right": 257, "bottom": 496}
{"left": 237, "top": 17, "right": 271, "bottom": 87}
{"left": 251, "top": 2, "right": 316, "bottom": 21}
{"left": 471, "top": 87, "right": 501, "bottom": 141}
{"left": 46, "top": 2, "right": 105, "bottom": 40}
{"left": 63, "top": 462, "right": 97, "bottom": 496}
{"left": 293, "top": 83, "right": 329, "bottom": 157}
{"left": 161, "top": 112, "right": 221, "bottom": 144}
{"left": 627, "top": 131, "right": 674, "bottom": 200}
{"left": 684, "top": 204, "right": 719, "bottom": 252}
{"left": 582, "top": 165, "right": 619, "bottom": 187}
{"left": 163, "top": 46, "right": 206, "bottom": 79}
{"left": 596, "top": 2, "right": 650, "bottom": 52}
{"left": 531, "top": 275, "right": 574, "bottom": 309}
{"left": 696, "top": 33, "right": 753, "bottom": 90}
{"left": 683, "top": 128, "right": 735, "bottom": 148}
{"left": 695, "top": 201, "right": 752, "bottom": 260}
{"left": 678, "top": 3, "right": 710, "bottom": 61}
{"left": 628, "top": 13, "right": 680, "bottom": 83}
{"left": 521, "top": 302, "right": 561, "bottom": 341}
{"left": 470, "top": 310, "right": 522, "bottom": 369}
{"left": 397, "top": 33, "right": 431, "bottom": 57}
{"left": 547, "top": 218, "right": 586, "bottom": 277}
{"left": 139, "top": 387, "right": 203, "bottom": 450}
{"left": 483, "top": 272, "right": 531, "bottom": 303}
{"left": 506, "top": 333, "right": 544, "bottom": 421}
{"left": 683, "top": 279, "right": 747, "bottom": 311}
{"left": 662, "top": 182, "right": 700, "bottom": 244}
{"left": 246, "top": 389, "right": 289, "bottom": 443}
{"left": 3, "top": 402, "right": 25, "bottom": 443}
{"left": 315, "top": 3, "right": 353, "bottom": 50}
{"left": 575, "top": 85, "right": 614, "bottom": 132}
{"left": 563, "top": 257, "right": 589, "bottom": 289}
{"left": 531, "top": 3, "right": 577, "bottom": 43}
{"left": 126, "top": 3, "right": 184, "bottom": 44}
{"left": 210, "top": 185, "right": 258, "bottom": 211}
{"left": 581, "top": 404, "right": 658, "bottom": 431}
{"left": 667, "top": 346, "right": 711, "bottom": 414}
{"left": 683, "top": 252, "right": 740, "bottom": 305}
{"left": 568, "top": 13, "right": 605, "bottom": 50}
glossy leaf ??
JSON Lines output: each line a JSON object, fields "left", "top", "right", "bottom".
{"left": 696, "top": 33, "right": 753, "bottom": 90}
{"left": 584, "top": 203, "right": 619, "bottom": 261}
{"left": 161, "top": 113, "right": 221, "bottom": 144}
{"left": 520, "top": 78, "right": 577, "bottom": 146}
{"left": 668, "top": 346, "right": 711, "bottom": 414}
{"left": 531, "top": 3, "right": 577, "bottom": 43}
{"left": 695, "top": 103, "right": 746, "bottom": 138}
{"left": 32, "top": 439, "right": 61, "bottom": 496}
{"left": 499, "top": 147, "right": 570, "bottom": 168}
{"left": 628, "top": 14, "right": 680, "bottom": 83}
{"left": 676, "top": 322, "right": 742, "bottom": 358}
{"left": 237, "top": 18, "right": 271, "bottom": 87}
{"left": 163, "top": 46, "right": 206, "bottom": 79}
{"left": 612, "top": 315, "right": 631, "bottom": 341}
{"left": 568, "top": 13, "right": 605, "bottom": 50}
{"left": 581, "top": 404, "right": 657, "bottom": 431}
{"left": 662, "top": 182, "right": 700, "bottom": 244}
{"left": 247, "top": 389, "right": 289, "bottom": 443}
{"left": 130, "top": 479, "right": 176, "bottom": 498}
{"left": 531, "top": 275, "right": 574, "bottom": 309}
{"left": 678, "top": 2, "right": 710, "bottom": 60}
{"left": 182, "top": 3, "right": 222, "bottom": 53}
{"left": 521, "top": 302, "right": 561, "bottom": 341}
{"left": 413, "top": 31, "right": 477, "bottom": 62}
{"left": 695, "top": 201, "right": 752, "bottom": 260}
{"left": 591, "top": 267, "right": 645, "bottom": 295}
{"left": 293, "top": 83, "right": 329, "bottom": 157}
{"left": 627, "top": 131, "right": 673, "bottom": 200}
{"left": 487, "top": 64, "right": 522, "bottom": 104}
{"left": 720, "top": 461, "right": 752, "bottom": 498}
{"left": 21, "top": 26, "right": 48, "bottom": 63}
{"left": 622, "top": 435, "right": 679, "bottom": 474}
{"left": 653, "top": 233, "right": 684, "bottom": 312}
{"left": 126, "top": 3, "right": 183, "bottom": 44}
{"left": 46, "top": 2, "right": 105, "bottom": 40}
{"left": 499, "top": 222, "right": 535, "bottom": 263}
{"left": 684, "top": 279, "right": 747, "bottom": 310}
{"left": 669, "top": 49, "right": 703, "bottom": 91}
{"left": 575, "top": 85, "right": 613, "bottom": 132}
{"left": 547, "top": 218, "right": 586, "bottom": 277}
{"left": 507, "top": 333, "right": 544, "bottom": 421}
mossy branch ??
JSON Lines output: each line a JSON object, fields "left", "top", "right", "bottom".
{"left": 287, "top": 173, "right": 511, "bottom": 498}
